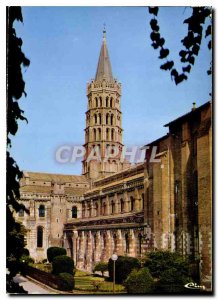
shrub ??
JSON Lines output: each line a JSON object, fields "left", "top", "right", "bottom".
{"left": 20, "top": 255, "right": 34, "bottom": 265}
{"left": 93, "top": 262, "right": 108, "bottom": 276}
{"left": 108, "top": 256, "right": 140, "bottom": 284}
{"left": 58, "top": 273, "right": 75, "bottom": 291}
{"left": 144, "top": 251, "right": 190, "bottom": 279}
{"left": 156, "top": 267, "right": 191, "bottom": 293}
{"left": 52, "top": 255, "right": 74, "bottom": 275}
{"left": 47, "top": 247, "right": 66, "bottom": 263}
{"left": 124, "top": 267, "right": 154, "bottom": 294}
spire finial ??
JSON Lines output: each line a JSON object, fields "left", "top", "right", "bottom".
{"left": 103, "top": 23, "right": 106, "bottom": 39}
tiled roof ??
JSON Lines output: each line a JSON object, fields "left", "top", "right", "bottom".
{"left": 65, "top": 187, "right": 88, "bottom": 196}
{"left": 20, "top": 185, "right": 88, "bottom": 196}
{"left": 20, "top": 185, "right": 52, "bottom": 193}
{"left": 23, "top": 171, "right": 89, "bottom": 184}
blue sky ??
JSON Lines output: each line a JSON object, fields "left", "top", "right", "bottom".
{"left": 11, "top": 6, "right": 212, "bottom": 175}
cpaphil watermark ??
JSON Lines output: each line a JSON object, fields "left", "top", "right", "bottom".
{"left": 55, "top": 145, "right": 161, "bottom": 164}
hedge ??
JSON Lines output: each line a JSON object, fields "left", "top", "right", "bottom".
{"left": 124, "top": 267, "right": 154, "bottom": 294}
{"left": 108, "top": 256, "right": 140, "bottom": 283}
{"left": 59, "top": 273, "right": 75, "bottom": 291}
{"left": 47, "top": 247, "right": 67, "bottom": 263}
{"left": 52, "top": 255, "right": 74, "bottom": 275}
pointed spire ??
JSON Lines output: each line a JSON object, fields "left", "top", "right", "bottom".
{"left": 95, "top": 28, "right": 113, "bottom": 81}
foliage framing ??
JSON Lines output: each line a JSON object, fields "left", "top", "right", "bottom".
{"left": 148, "top": 7, "right": 212, "bottom": 85}
{"left": 7, "top": 6, "right": 30, "bottom": 293}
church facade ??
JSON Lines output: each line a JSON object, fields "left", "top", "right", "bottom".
{"left": 16, "top": 31, "right": 212, "bottom": 290}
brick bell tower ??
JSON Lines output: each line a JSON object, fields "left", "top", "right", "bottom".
{"left": 83, "top": 29, "right": 128, "bottom": 180}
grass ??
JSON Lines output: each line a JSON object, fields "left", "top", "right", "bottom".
{"left": 74, "top": 275, "right": 126, "bottom": 293}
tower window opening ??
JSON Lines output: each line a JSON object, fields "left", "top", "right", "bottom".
{"left": 98, "top": 128, "right": 101, "bottom": 140}
{"left": 93, "top": 128, "right": 97, "bottom": 141}
{"left": 106, "top": 128, "right": 110, "bottom": 140}
{"left": 110, "top": 97, "right": 113, "bottom": 107}
{"left": 111, "top": 114, "right": 114, "bottom": 125}
{"left": 106, "top": 97, "right": 109, "bottom": 107}
{"left": 111, "top": 129, "right": 114, "bottom": 141}
{"left": 106, "top": 114, "right": 109, "bottom": 125}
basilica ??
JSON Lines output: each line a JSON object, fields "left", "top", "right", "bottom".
{"left": 16, "top": 30, "right": 212, "bottom": 290}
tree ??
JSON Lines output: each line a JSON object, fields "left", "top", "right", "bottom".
{"left": 93, "top": 262, "right": 108, "bottom": 276}
{"left": 6, "top": 6, "right": 30, "bottom": 293}
{"left": 148, "top": 7, "right": 212, "bottom": 85}
{"left": 144, "top": 251, "right": 190, "bottom": 279}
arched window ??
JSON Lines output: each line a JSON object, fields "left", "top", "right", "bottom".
{"left": 37, "top": 226, "right": 43, "bottom": 248}
{"left": 120, "top": 199, "right": 124, "bottom": 213}
{"left": 99, "top": 96, "right": 102, "bottom": 107}
{"left": 39, "top": 205, "right": 45, "bottom": 217}
{"left": 95, "top": 97, "right": 98, "bottom": 107}
{"left": 106, "top": 128, "right": 109, "bottom": 140}
{"left": 94, "top": 114, "right": 97, "bottom": 124}
{"left": 111, "top": 129, "right": 114, "bottom": 141}
{"left": 99, "top": 114, "right": 102, "bottom": 125}
{"left": 106, "top": 97, "right": 109, "bottom": 107}
{"left": 110, "top": 97, "right": 113, "bottom": 107}
{"left": 98, "top": 128, "right": 101, "bottom": 140}
{"left": 18, "top": 209, "right": 24, "bottom": 217}
{"left": 125, "top": 233, "right": 129, "bottom": 253}
{"left": 111, "top": 114, "right": 114, "bottom": 125}
{"left": 130, "top": 197, "right": 135, "bottom": 211}
{"left": 106, "top": 114, "right": 109, "bottom": 125}
{"left": 138, "top": 233, "right": 142, "bottom": 254}
{"left": 111, "top": 200, "right": 115, "bottom": 214}
{"left": 93, "top": 128, "right": 97, "bottom": 141}
{"left": 72, "top": 206, "right": 77, "bottom": 218}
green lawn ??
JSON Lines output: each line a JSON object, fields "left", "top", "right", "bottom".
{"left": 74, "top": 272, "right": 126, "bottom": 294}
